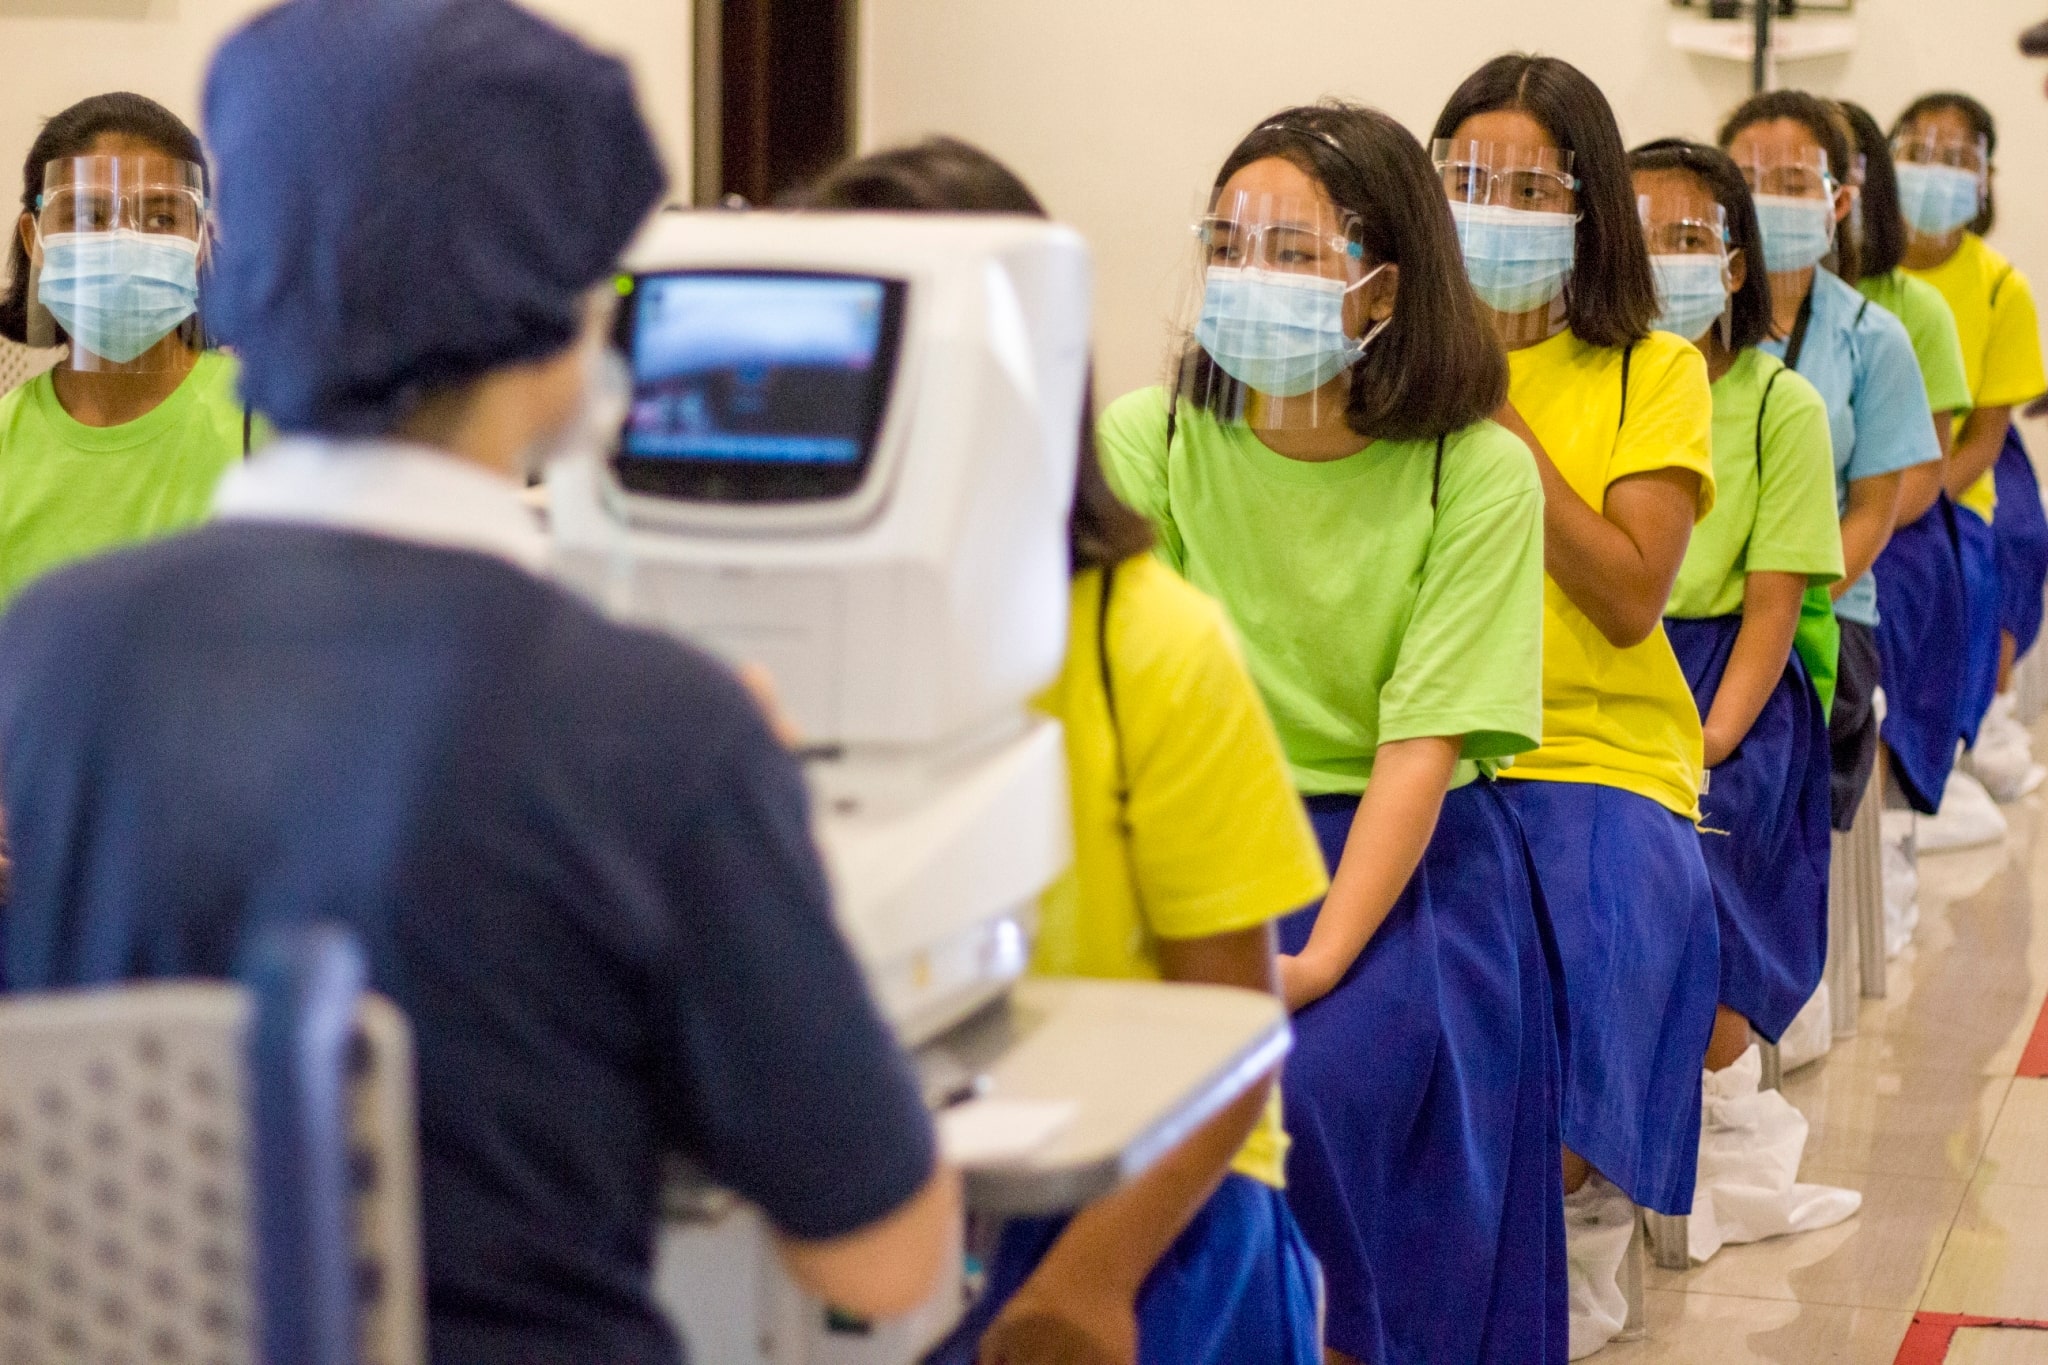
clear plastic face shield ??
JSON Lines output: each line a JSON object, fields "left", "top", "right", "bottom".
{"left": 1732, "top": 144, "right": 1841, "bottom": 297}
{"left": 1432, "top": 139, "right": 1578, "bottom": 348}
{"left": 1890, "top": 127, "right": 1988, "bottom": 242}
{"left": 24, "top": 155, "right": 210, "bottom": 374}
{"left": 1637, "top": 180, "right": 1734, "bottom": 348}
{"left": 1176, "top": 188, "right": 1383, "bottom": 433}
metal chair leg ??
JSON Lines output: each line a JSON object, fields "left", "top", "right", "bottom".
{"left": 1854, "top": 765, "right": 1888, "bottom": 999}
{"left": 1619, "top": 1212, "right": 1649, "bottom": 1342}
{"left": 1642, "top": 1209, "right": 1690, "bottom": 1272}
{"left": 1826, "top": 825, "right": 1861, "bottom": 1040}
{"left": 1758, "top": 1038, "right": 1783, "bottom": 1092}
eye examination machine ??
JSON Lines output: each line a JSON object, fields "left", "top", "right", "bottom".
{"left": 546, "top": 212, "right": 1293, "bottom": 1363}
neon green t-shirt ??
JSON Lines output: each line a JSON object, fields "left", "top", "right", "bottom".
{"left": 1033, "top": 555, "right": 1329, "bottom": 1188}
{"left": 1667, "top": 348, "right": 1844, "bottom": 620}
{"left": 1857, "top": 268, "right": 1974, "bottom": 420}
{"left": 1097, "top": 389, "right": 1546, "bottom": 798}
{"left": 1504, "top": 328, "right": 1716, "bottom": 818}
{"left": 0, "top": 351, "right": 251, "bottom": 607}
{"left": 1904, "top": 234, "right": 2048, "bottom": 519}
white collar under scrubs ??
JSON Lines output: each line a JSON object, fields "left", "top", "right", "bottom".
{"left": 212, "top": 438, "right": 549, "bottom": 576}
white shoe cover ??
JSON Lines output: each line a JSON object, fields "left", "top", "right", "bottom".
{"left": 1919, "top": 770, "right": 2010, "bottom": 852}
{"left": 1777, "top": 985, "right": 1833, "bottom": 1073}
{"left": 1565, "top": 1175, "right": 1636, "bottom": 1360}
{"left": 1970, "top": 693, "right": 2047, "bottom": 803}
{"left": 1687, "top": 1047, "right": 1862, "bottom": 1264}
{"left": 1881, "top": 810, "right": 1919, "bottom": 958}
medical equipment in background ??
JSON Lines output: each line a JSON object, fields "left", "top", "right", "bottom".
{"left": 549, "top": 212, "right": 1293, "bottom": 1365}
{"left": 1666, "top": 0, "right": 1856, "bottom": 93}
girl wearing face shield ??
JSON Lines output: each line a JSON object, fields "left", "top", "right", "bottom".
{"left": 1097, "top": 103, "right": 1562, "bottom": 1365}
{"left": 1718, "top": 95, "right": 1940, "bottom": 852}
{"left": 1629, "top": 139, "right": 1861, "bottom": 1261}
{"left": 1431, "top": 55, "right": 1718, "bottom": 1360}
{"left": 1893, "top": 92, "right": 2048, "bottom": 812}
{"left": 799, "top": 137, "right": 1328, "bottom": 1365}
{"left": 1836, "top": 100, "right": 1979, "bottom": 838}
{"left": 0, "top": 93, "right": 257, "bottom": 609}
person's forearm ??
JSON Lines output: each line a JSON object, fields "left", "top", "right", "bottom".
{"left": 1701, "top": 572, "right": 1805, "bottom": 765}
{"left": 1897, "top": 456, "right": 1947, "bottom": 526}
{"left": 1947, "top": 407, "right": 2011, "bottom": 499}
{"left": 777, "top": 1164, "right": 962, "bottom": 1319}
{"left": 1288, "top": 736, "right": 1459, "bottom": 1001}
{"left": 1830, "top": 473, "right": 1904, "bottom": 599}
{"left": 1024, "top": 1073, "right": 1272, "bottom": 1304}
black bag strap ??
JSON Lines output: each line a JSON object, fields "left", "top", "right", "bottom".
{"left": 1430, "top": 434, "right": 1446, "bottom": 512}
{"left": 1096, "top": 561, "right": 1132, "bottom": 833}
{"left": 1783, "top": 287, "right": 1817, "bottom": 372}
{"left": 1755, "top": 364, "right": 1787, "bottom": 471}
{"left": 1618, "top": 344, "right": 1634, "bottom": 429}
{"left": 243, "top": 405, "right": 253, "bottom": 458}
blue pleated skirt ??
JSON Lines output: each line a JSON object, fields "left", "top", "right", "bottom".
{"left": 1496, "top": 779, "right": 1718, "bottom": 1216}
{"left": 1959, "top": 504, "right": 2004, "bottom": 745}
{"left": 1666, "top": 616, "right": 1831, "bottom": 1040}
{"left": 1995, "top": 428, "right": 2048, "bottom": 658}
{"left": 1875, "top": 499, "right": 1972, "bottom": 812}
{"left": 921, "top": 1173, "right": 1321, "bottom": 1365}
{"left": 1279, "top": 780, "right": 1566, "bottom": 1365}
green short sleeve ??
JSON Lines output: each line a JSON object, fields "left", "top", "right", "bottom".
{"left": 1746, "top": 366, "right": 1847, "bottom": 585}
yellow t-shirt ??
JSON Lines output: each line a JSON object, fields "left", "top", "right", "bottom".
{"left": 1905, "top": 233, "right": 2048, "bottom": 519}
{"left": 1033, "top": 555, "right": 1330, "bottom": 1188}
{"left": 1503, "top": 328, "right": 1717, "bottom": 818}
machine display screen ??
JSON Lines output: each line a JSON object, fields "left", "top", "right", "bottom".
{"left": 613, "top": 270, "right": 906, "bottom": 501}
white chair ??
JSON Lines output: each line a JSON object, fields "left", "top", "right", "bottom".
{"left": 0, "top": 924, "right": 425, "bottom": 1365}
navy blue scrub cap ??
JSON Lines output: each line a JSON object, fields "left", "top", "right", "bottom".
{"left": 202, "top": 0, "right": 666, "bottom": 435}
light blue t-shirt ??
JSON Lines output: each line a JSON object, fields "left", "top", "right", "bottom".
{"left": 1760, "top": 268, "right": 1940, "bottom": 626}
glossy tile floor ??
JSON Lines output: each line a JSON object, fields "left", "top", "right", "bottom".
{"left": 1602, "top": 718, "right": 2048, "bottom": 1363}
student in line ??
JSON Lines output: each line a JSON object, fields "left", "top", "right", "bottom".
{"left": 1839, "top": 98, "right": 1975, "bottom": 950}
{"left": 0, "top": 93, "right": 260, "bottom": 609}
{"left": 1894, "top": 92, "right": 2048, "bottom": 815}
{"left": 1718, "top": 92, "right": 1940, "bottom": 841}
{"left": 0, "top": 2, "right": 958, "bottom": 1359}
{"left": 1431, "top": 54, "right": 1717, "bottom": 1359}
{"left": 1630, "top": 138, "right": 1860, "bottom": 1260}
{"left": 802, "top": 136, "right": 1326, "bottom": 1365}
{"left": 1097, "top": 102, "right": 1562, "bottom": 1365}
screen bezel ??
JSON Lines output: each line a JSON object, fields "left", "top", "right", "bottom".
{"left": 610, "top": 268, "right": 908, "bottom": 503}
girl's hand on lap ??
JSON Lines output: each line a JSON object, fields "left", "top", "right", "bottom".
{"left": 1278, "top": 952, "right": 1336, "bottom": 1012}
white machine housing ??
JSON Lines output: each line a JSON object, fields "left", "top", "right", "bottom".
{"left": 549, "top": 213, "right": 1090, "bottom": 1048}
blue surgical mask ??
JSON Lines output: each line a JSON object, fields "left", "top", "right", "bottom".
{"left": 35, "top": 229, "right": 201, "bottom": 364}
{"left": 1650, "top": 254, "right": 1730, "bottom": 344}
{"left": 1895, "top": 163, "right": 1982, "bottom": 238}
{"left": 1196, "top": 265, "right": 1383, "bottom": 398}
{"left": 1752, "top": 194, "right": 1836, "bottom": 273}
{"left": 1447, "top": 201, "right": 1576, "bottom": 314}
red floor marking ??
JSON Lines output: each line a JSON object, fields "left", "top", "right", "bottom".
{"left": 2019, "top": 995, "right": 2048, "bottom": 1078}
{"left": 1894, "top": 1313, "right": 2048, "bottom": 1364}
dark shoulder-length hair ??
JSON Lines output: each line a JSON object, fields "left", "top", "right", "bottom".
{"left": 1, "top": 92, "right": 207, "bottom": 345}
{"left": 796, "top": 136, "right": 1151, "bottom": 572}
{"left": 1717, "top": 89, "right": 1863, "bottom": 283}
{"left": 1891, "top": 91, "right": 1997, "bottom": 236}
{"left": 1839, "top": 100, "right": 1904, "bottom": 279}
{"left": 1431, "top": 54, "right": 1660, "bottom": 350}
{"left": 1183, "top": 101, "right": 1506, "bottom": 441}
{"left": 1628, "top": 138, "right": 1773, "bottom": 353}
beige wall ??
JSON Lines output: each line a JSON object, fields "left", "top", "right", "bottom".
{"left": 0, "top": 0, "right": 692, "bottom": 236}
{"left": 861, "top": 0, "right": 2048, "bottom": 407}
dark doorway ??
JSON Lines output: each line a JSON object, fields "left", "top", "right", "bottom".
{"left": 697, "top": 0, "right": 855, "bottom": 207}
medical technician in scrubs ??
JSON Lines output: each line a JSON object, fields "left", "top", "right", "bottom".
{"left": 1630, "top": 139, "right": 1862, "bottom": 1262}
{"left": 1431, "top": 54, "right": 1716, "bottom": 1359}
{"left": 0, "top": 92, "right": 257, "bottom": 608}
{"left": 802, "top": 137, "right": 1326, "bottom": 1365}
{"left": 1096, "top": 103, "right": 1561, "bottom": 1365}
{"left": 1719, "top": 92, "right": 1940, "bottom": 835}
{"left": 1894, "top": 92, "right": 2048, "bottom": 810}
{"left": 1838, "top": 99, "right": 1975, "bottom": 825}
{"left": 0, "top": 2, "right": 956, "bottom": 1362}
